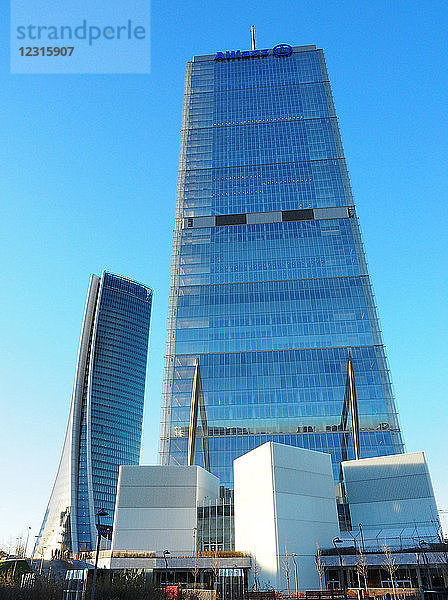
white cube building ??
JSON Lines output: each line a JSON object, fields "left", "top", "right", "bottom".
{"left": 111, "top": 465, "right": 220, "bottom": 555}
{"left": 342, "top": 451, "right": 441, "bottom": 545}
{"left": 234, "top": 442, "right": 340, "bottom": 592}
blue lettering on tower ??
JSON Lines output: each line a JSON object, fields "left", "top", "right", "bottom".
{"left": 273, "top": 44, "right": 292, "bottom": 56}
{"left": 214, "top": 44, "right": 292, "bottom": 61}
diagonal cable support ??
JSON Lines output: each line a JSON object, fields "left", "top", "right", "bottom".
{"left": 188, "top": 358, "right": 210, "bottom": 472}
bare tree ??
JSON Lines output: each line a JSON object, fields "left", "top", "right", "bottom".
{"left": 252, "top": 553, "right": 260, "bottom": 592}
{"left": 193, "top": 553, "right": 200, "bottom": 589}
{"left": 192, "top": 528, "right": 199, "bottom": 588}
{"left": 0, "top": 541, "right": 9, "bottom": 560}
{"left": 433, "top": 544, "right": 448, "bottom": 588}
{"left": 14, "top": 537, "right": 25, "bottom": 559}
{"left": 315, "top": 542, "right": 325, "bottom": 591}
{"left": 355, "top": 542, "right": 368, "bottom": 596}
{"left": 281, "top": 540, "right": 291, "bottom": 596}
{"left": 211, "top": 550, "right": 220, "bottom": 593}
{"left": 382, "top": 538, "right": 398, "bottom": 600}
{"left": 431, "top": 528, "right": 448, "bottom": 589}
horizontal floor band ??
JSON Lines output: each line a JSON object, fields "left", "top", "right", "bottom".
{"left": 182, "top": 206, "right": 352, "bottom": 229}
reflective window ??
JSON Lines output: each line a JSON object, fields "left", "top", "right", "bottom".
{"left": 161, "top": 48, "right": 403, "bottom": 500}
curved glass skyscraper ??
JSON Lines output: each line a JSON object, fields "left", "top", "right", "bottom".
{"left": 160, "top": 44, "right": 404, "bottom": 489}
{"left": 35, "top": 271, "right": 152, "bottom": 558}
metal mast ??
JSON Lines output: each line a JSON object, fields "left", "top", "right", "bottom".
{"left": 250, "top": 25, "right": 256, "bottom": 50}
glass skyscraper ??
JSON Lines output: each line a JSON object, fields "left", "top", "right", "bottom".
{"left": 35, "top": 271, "right": 152, "bottom": 558}
{"left": 160, "top": 43, "right": 404, "bottom": 492}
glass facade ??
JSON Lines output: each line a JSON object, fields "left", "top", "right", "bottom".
{"left": 197, "top": 493, "right": 235, "bottom": 552}
{"left": 35, "top": 271, "right": 152, "bottom": 558}
{"left": 160, "top": 44, "right": 403, "bottom": 491}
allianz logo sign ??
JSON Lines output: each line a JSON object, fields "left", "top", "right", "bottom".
{"left": 214, "top": 44, "right": 292, "bottom": 61}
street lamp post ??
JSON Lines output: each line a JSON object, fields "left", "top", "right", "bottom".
{"left": 24, "top": 527, "right": 31, "bottom": 559}
{"left": 163, "top": 550, "right": 170, "bottom": 586}
{"left": 358, "top": 524, "right": 365, "bottom": 553}
{"left": 419, "top": 540, "right": 431, "bottom": 591}
{"left": 30, "top": 535, "right": 39, "bottom": 567}
{"left": 193, "top": 527, "right": 198, "bottom": 588}
{"left": 416, "top": 552, "right": 424, "bottom": 600}
{"left": 39, "top": 547, "right": 46, "bottom": 575}
{"left": 291, "top": 553, "right": 299, "bottom": 598}
{"left": 90, "top": 508, "right": 108, "bottom": 600}
{"left": 333, "top": 537, "right": 347, "bottom": 600}
{"left": 30, "top": 536, "right": 39, "bottom": 568}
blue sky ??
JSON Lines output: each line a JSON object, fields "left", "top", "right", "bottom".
{"left": 1, "top": 0, "right": 447, "bottom": 548}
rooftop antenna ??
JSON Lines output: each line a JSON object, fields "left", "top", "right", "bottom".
{"left": 250, "top": 25, "right": 256, "bottom": 51}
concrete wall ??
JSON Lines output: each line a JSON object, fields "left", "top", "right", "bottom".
{"left": 342, "top": 452, "right": 441, "bottom": 544}
{"left": 112, "top": 465, "right": 219, "bottom": 555}
{"left": 234, "top": 442, "right": 339, "bottom": 592}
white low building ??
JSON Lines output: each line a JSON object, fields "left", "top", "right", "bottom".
{"left": 97, "top": 447, "right": 442, "bottom": 591}
{"left": 234, "top": 442, "right": 340, "bottom": 592}
{"left": 111, "top": 465, "right": 220, "bottom": 555}
{"left": 341, "top": 451, "right": 441, "bottom": 547}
